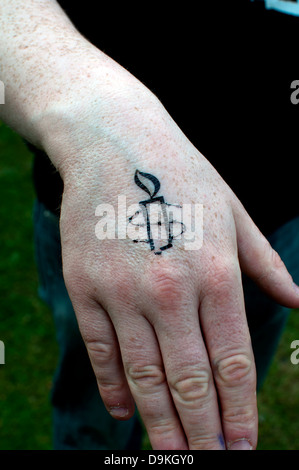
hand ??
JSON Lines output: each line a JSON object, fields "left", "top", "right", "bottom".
{"left": 40, "top": 73, "right": 299, "bottom": 450}
{"left": 0, "top": 0, "right": 297, "bottom": 450}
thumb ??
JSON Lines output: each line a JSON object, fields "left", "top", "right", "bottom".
{"left": 233, "top": 201, "right": 299, "bottom": 309}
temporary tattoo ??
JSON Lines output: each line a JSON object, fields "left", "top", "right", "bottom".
{"left": 128, "top": 170, "right": 185, "bottom": 255}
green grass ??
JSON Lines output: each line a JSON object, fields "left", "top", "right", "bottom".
{"left": 257, "top": 310, "right": 299, "bottom": 450}
{"left": 0, "top": 121, "right": 58, "bottom": 449}
{"left": 0, "top": 120, "right": 298, "bottom": 450}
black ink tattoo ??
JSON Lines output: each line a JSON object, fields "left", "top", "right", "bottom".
{"left": 128, "top": 170, "right": 185, "bottom": 255}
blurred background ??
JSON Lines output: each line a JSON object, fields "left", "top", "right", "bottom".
{"left": 0, "top": 119, "right": 298, "bottom": 450}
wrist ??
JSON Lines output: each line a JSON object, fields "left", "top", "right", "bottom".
{"left": 0, "top": 0, "right": 156, "bottom": 151}
{"left": 37, "top": 67, "right": 165, "bottom": 181}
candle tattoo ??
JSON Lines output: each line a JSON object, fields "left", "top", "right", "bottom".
{"left": 128, "top": 170, "right": 185, "bottom": 255}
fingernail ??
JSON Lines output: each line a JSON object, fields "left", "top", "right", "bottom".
{"left": 228, "top": 438, "right": 253, "bottom": 450}
{"left": 109, "top": 406, "right": 129, "bottom": 418}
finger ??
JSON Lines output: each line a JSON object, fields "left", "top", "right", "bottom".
{"left": 114, "top": 313, "right": 188, "bottom": 450}
{"left": 142, "top": 263, "right": 225, "bottom": 450}
{"left": 74, "top": 299, "right": 136, "bottom": 420}
{"left": 200, "top": 254, "right": 258, "bottom": 450}
{"left": 233, "top": 201, "right": 299, "bottom": 308}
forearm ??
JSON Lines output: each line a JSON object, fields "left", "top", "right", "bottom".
{"left": 0, "top": 0, "right": 157, "bottom": 169}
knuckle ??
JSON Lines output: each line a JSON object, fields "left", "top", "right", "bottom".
{"left": 126, "top": 363, "right": 166, "bottom": 391}
{"left": 215, "top": 353, "right": 253, "bottom": 386}
{"left": 255, "top": 241, "right": 287, "bottom": 284}
{"left": 268, "top": 247, "right": 285, "bottom": 272}
{"left": 99, "top": 381, "right": 124, "bottom": 396}
{"left": 149, "top": 420, "right": 189, "bottom": 450}
{"left": 188, "top": 434, "right": 222, "bottom": 450}
{"left": 63, "top": 259, "right": 95, "bottom": 300}
{"left": 85, "top": 338, "right": 116, "bottom": 364}
{"left": 223, "top": 403, "right": 257, "bottom": 427}
{"left": 146, "top": 262, "right": 183, "bottom": 310}
{"left": 257, "top": 241, "right": 285, "bottom": 280}
{"left": 169, "top": 367, "right": 211, "bottom": 406}
{"left": 149, "top": 418, "right": 180, "bottom": 441}
{"left": 205, "top": 256, "right": 240, "bottom": 295}
{"left": 63, "top": 266, "right": 86, "bottom": 298}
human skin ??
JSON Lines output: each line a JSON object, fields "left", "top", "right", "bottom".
{"left": 1, "top": 0, "right": 299, "bottom": 450}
